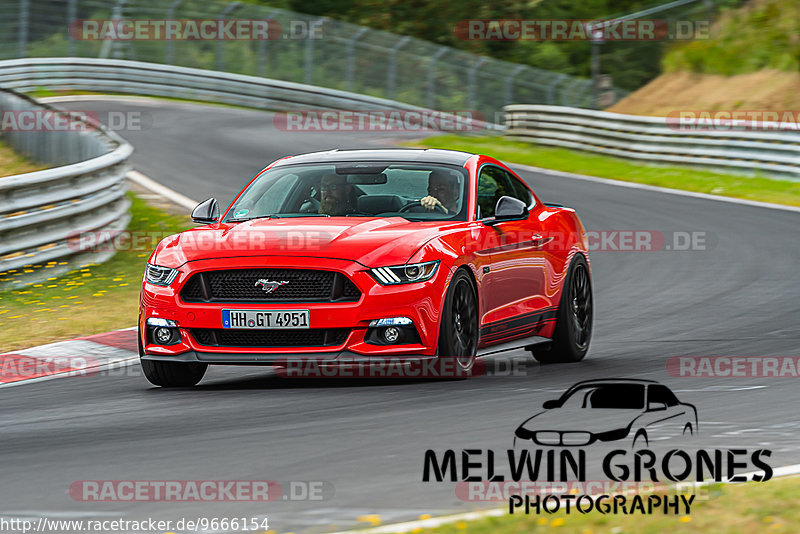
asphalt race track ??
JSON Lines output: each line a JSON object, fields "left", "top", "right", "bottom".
{"left": 2, "top": 99, "right": 799, "bottom": 533}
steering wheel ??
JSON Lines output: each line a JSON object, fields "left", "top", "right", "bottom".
{"left": 399, "top": 200, "right": 448, "bottom": 215}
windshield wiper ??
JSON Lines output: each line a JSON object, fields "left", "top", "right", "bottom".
{"left": 226, "top": 215, "right": 274, "bottom": 223}
{"left": 271, "top": 213, "right": 331, "bottom": 218}
{"left": 227, "top": 213, "right": 336, "bottom": 222}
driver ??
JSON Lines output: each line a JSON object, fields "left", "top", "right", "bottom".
{"left": 318, "top": 173, "right": 357, "bottom": 216}
{"left": 421, "top": 169, "right": 460, "bottom": 214}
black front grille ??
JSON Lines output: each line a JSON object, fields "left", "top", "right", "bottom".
{"left": 191, "top": 328, "right": 350, "bottom": 348}
{"left": 180, "top": 269, "right": 361, "bottom": 303}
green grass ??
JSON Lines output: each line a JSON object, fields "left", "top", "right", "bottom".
{"left": 0, "top": 193, "right": 191, "bottom": 352}
{"left": 0, "top": 139, "right": 49, "bottom": 177}
{"left": 411, "top": 135, "right": 800, "bottom": 207}
{"left": 413, "top": 477, "right": 800, "bottom": 534}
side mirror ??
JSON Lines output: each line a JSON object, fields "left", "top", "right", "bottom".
{"left": 647, "top": 401, "right": 667, "bottom": 412}
{"left": 484, "top": 196, "right": 528, "bottom": 226}
{"left": 542, "top": 400, "right": 560, "bottom": 409}
{"left": 191, "top": 198, "right": 220, "bottom": 224}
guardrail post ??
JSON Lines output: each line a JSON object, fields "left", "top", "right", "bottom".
{"left": 18, "top": 0, "right": 29, "bottom": 58}
{"left": 562, "top": 78, "right": 584, "bottom": 106}
{"left": 67, "top": 0, "right": 77, "bottom": 56}
{"left": 387, "top": 36, "right": 410, "bottom": 100}
{"left": 545, "top": 74, "right": 567, "bottom": 105}
{"left": 426, "top": 47, "right": 448, "bottom": 110}
{"left": 590, "top": 40, "right": 602, "bottom": 109}
{"left": 100, "top": 0, "right": 127, "bottom": 59}
{"left": 304, "top": 17, "right": 327, "bottom": 86}
{"left": 165, "top": 0, "right": 184, "bottom": 65}
{"left": 346, "top": 27, "right": 368, "bottom": 92}
{"left": 256, "top": 10, "right": 278, "bottom": 78}
{"left": 504, "top": 65, "right": 524, "bottom": 105}
{"left": 216, "top": 2, "right": 242, "bottom": 72}
{"left": 467, "top": 57, "right": 487, "bottom": 111}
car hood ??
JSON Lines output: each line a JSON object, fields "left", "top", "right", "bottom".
{"left": 516, "top": 408, "right": 643, "bottom": 435}
{"left": 151, "top": 216, "right": 458, "bottom": 268}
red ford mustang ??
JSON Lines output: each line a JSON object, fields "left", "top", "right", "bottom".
{"left": 139, "top": 149, "right": 592, "bottom": 386}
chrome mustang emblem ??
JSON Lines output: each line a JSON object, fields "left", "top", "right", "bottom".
{"left": 255, "top": 279, "right": 289, "bottom": 294}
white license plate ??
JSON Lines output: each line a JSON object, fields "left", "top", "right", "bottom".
{"left": 222, "top": 309, "right": 310, "bottom": 329}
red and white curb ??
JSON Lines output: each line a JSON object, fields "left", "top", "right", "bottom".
{"left": 0, "top": 327, "right": 139, "bottom": 388}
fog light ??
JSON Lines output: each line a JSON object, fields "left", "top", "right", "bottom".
{"left": 154, "top": 327, "right": 174, "bottom": 344}
{"left": 369, "top": 317, "right": 413, "bottom": 327}
{"left": 384, "top": 327, "right": 400, "bottom": 343}
{"left": 146, "top": 317, "right": 178, "bottom": 328}
{"left": 365, "top": 319, "right": 421, "bottom": 346}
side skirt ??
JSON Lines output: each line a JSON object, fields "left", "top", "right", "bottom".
{"left": 477, "top": 335, "right": 550, "bottom": 357}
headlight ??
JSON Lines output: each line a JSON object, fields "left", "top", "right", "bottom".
{"left": 145, "top": 263, "right": 179, "bottom": 286}
{"left": 369, "top": 260, "right": 439, "bottom": 285}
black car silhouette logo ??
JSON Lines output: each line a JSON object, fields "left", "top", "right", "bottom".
{"left": 514, "top": 379, "right": 697, "bottom": 448}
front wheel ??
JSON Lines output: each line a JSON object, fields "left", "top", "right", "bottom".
{"left": 138, "top": 325, "right": 207, "bottom": 387}
{"left": 532, "top": 254, "right": 593, "bottom": 364}
{"left": 141, "top": 359, "right": 207, "bottom": 387}
{"left": 437, "top": 269, "right": 479, "bottom": 374}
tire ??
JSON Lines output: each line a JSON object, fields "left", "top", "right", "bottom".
{"left": 436, "top": 269, "right": 479, "bottom": 374}
{"left": 683, "top": 423, "right": 693, "bottom": 437}
{"left": 138, "top": 324, "right": 207, "bottom": 387}
{"left": 532, "top": 254, "right": 593, "bottom": 364}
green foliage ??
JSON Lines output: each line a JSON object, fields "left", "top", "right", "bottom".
{"left": 664, "top": 0, "right": 800, "bottom": 75}
{"left": 278, "top": 0, "right": 698, "bottom": 90}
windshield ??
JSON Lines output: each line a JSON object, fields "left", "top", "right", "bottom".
{"left": 224, "top": 162, "right": 469, "bottom": 222}
{"left": 559, "top": 384, "right": 646, "bottom": 410}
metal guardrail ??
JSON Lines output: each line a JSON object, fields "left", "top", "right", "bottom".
{"left": 0, "top": 57, "right": 451, "bottom": 115}
{"left": 0, "top": 88, "right": 132, "bottom": 287}
{"left": 0, "top": 55, "right": 502, "bottom": 287}
{"left": 504, "top": 105, "right": 800, "bottom": 180}
{"left": 0, "top": 0, "right": 629, "bottom": 115}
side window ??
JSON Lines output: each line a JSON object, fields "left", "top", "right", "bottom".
{"left": 507, "top": 172, "right": 534, "bottom": 207}
{"left": 477, "top": 166, "right": 533, "bottom": 218}
{"left": 648, "top": 385, "right": 679, "bottom": 407}
{"left": 477, "top": 167, "right": 502, "bottom": 218}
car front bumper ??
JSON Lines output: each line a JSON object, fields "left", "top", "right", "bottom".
{"left": 139, "top": 255, "right": 450, "bottom": 364}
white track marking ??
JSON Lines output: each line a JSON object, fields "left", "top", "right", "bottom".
{"left": 127, "top": 170, "right": 199, "bottom": 210}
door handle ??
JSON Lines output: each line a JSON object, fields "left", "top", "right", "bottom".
{"left": 531, "top": 234, "right": 552, "bottom": 248}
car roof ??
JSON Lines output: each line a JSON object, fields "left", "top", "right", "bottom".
{"left": 271, "top": 148, "right": 475, "bottom": 167}
{"left": 564, "top": 378, "right": 659, "bottom": 390}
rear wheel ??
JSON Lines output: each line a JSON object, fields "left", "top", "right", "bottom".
{"left": 138, "top": 324, "right": 207, "bottom": 387}
{"left": 532, "top": 254, "right": 593, "bottom": 364}
{"left": 437, "top": 269, "right": 479, "bottom": 374}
